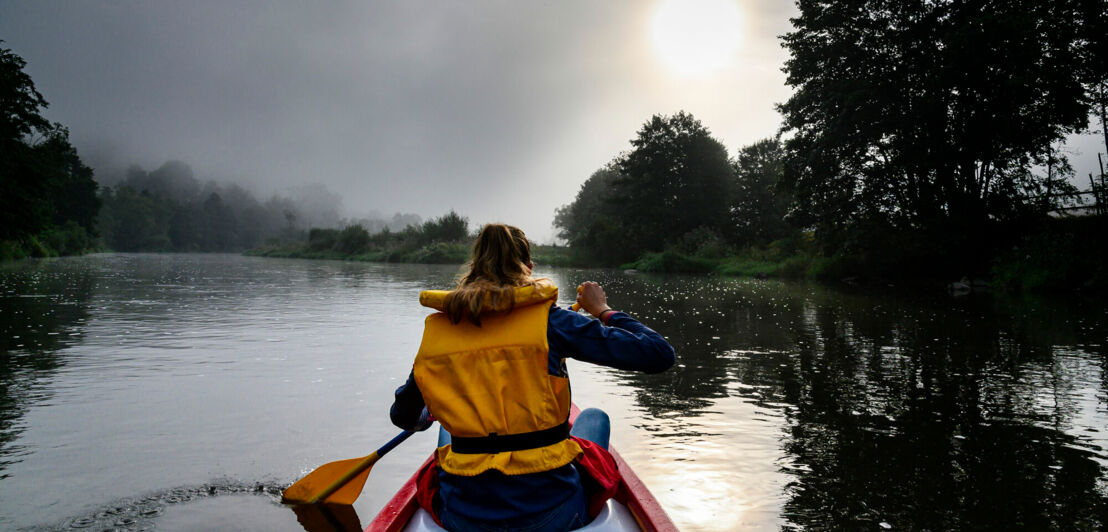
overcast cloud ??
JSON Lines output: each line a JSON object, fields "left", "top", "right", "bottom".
{"left": 1, "top": 1, "right": 1102, "bottom": 242}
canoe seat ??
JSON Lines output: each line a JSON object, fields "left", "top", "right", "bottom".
{"left": 401, "top": 499, "right": 639, "bottom": 531}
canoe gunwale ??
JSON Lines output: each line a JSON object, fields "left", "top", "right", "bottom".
{"left": 366, "top": 406, "right": 678, "bottom": 532}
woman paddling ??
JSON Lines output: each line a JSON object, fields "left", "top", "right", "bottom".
{"left": 390, "top": 223, "right": 675, "bottom": 531}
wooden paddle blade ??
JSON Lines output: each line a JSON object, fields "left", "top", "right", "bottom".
{"left": 282, "top": 453, "right": 377, "bottom": 505}
{"left": 322, "top": 464, "right": 373, "bottom": 505}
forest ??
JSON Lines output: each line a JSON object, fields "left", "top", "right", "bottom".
{"left": 0, "top": 43, "right": 427, "bottom": 260}
{"left": 0, "top": 45, "right": 99, "bottom": 260}
{"left": 554, "top": 0, "right": 1108, "bottom": 290}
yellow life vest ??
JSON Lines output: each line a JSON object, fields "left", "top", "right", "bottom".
{"left": 413, "top": 280, "right": 582, "bottom": 476}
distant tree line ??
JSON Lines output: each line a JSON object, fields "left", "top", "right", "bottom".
{"left": 99, "top": 161, "right": 306, "bottom": 252}
{"left": 557, "top": 0, "right": 1107, "bottom": 282}
{"left": 1, "top": 44, "right": 100, "bottom": 259}
{"left": 97, "top": 163, "right": 435, "bottom": 253}
{"left": 250, "top": 210, "right": 472, "bottom": 264}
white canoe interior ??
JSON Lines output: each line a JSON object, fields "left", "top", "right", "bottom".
{"left": 400, "top": 499, "right": 641, "bottom": 531}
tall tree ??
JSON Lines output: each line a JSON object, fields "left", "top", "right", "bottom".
{"left": 779, "top": 0, "right": 1107, "bottom": 246}
{"left": 0, "top": 44, "right": 49, "bottom": 144}
{"left": 731, "top": 137, "right": 793, "bottom": 245}
{"left": 1, "top": 44, "right": 99, "bottom": 249}
{"left": 611, "top": 111, "right": 734, "bottom": 254}
{"left": 553, "top": 165, "right": 628, "bottom": 263}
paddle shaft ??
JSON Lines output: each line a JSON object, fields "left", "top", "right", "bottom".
{"left": 307, "top": 430, "right": 415, "bottom": 504}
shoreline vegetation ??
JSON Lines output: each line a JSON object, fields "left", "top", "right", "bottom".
{"left": 5, "top": 1, "right": 1108, "bottom": 297}
{"left": 242, "top": 210, "right": 1106, "bottom": 293}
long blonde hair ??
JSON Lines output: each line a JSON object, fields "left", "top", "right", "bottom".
{"left": 444, "top": 223, "right": 539, "bottom": 325}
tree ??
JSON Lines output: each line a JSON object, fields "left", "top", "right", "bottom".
{"left": 1, "top": 44, "right": 99, "bottom": 250}
{"left": 98, "top": 187, "right": 171, "bottom": 251}
{"left": 731, "top": 138, "right": 793, "bottom": 245}
{"left": 0, "top": 43, "right": 49, "bottom": 144}
{"left": 779, "top": 0, "right": 1107, "bottom": 249}
{"left": 420, "top": 210, "right": 469, "bottom": 244}
{"left": 201, "top": 192, "right": 237, "bottom": 251}
{"left": 553, "top": 165, "right": 628, "bottom": 263}
{"left": 553, "top": 112, "right": 736, "bottom": 264}
{"left": 611, "top": 112, "right": 734, "bottom": 254}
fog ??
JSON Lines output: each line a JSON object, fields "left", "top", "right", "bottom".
{"left": 2, "top": 1, "right": 1103, "bottom": 242}
{"left": 0, "top": 1, "right": 808, "bottom": 242}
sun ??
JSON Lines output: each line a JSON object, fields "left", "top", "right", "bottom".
{"left": 651, "top": 0, "right": 743, "bottom": 77}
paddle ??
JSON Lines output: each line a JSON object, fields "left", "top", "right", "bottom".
{"left": 282, "top": 430, "right": 416, "bottom": 505}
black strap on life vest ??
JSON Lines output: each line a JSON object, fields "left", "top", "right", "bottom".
{"left": 449, "top": 421, "right": 570, "bottom": 454}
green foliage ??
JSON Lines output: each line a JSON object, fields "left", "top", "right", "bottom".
{"left": 0, "top": 43, "right": 50, "bottom": 143}
{"left": 307, "top": 228, "right": 339, "bottom": 252}
{"left": 673, "top": 226, "right": 732, "bottom": 259}
{"left": 96, "top": 162, "right": 316, "bottom": 253}
{"left": 612, "top": 112, "right": 734, "bottom": 254}
{"left": 0, "top": 241, "right": 26, "bottom": 261}
{"left": 25, "top": 235, "right": 51, "bottom": 258}
{"left": 419, "top": 211, "right": 469, "bottom": 245}
{"left": 992, "top": 216, "right": 1108, "bottom": 291}
{"left": 731, "top": 138, "right": 794, "bottom": 246}
{"left": 98, "top": 187, "right": 172, "bottom": 251}
{"left": 531, "top": 245, "right": 573, "bottom": 267}
{"left": 778, "top": 0, "right": 1106, "bottom": 244}
{"left": 554, "top": 112, "right": 737, "bottom": 265}
{"left": 38, "top": 221, "right": 92, "bottom": 256}
{"left": 249, "top": 210, "right": 472, "bottom": 265}
{"left": 334, "top": 225, "right": 371, "bottom": 255}
{"left": 0, "top": 44, "right": 100, "bottom": 260}
{"left": 406, "top": 242, "right": 469, "bottom": 264}
{"left": 715, "top": 257, "right": 781, "bottom": 278}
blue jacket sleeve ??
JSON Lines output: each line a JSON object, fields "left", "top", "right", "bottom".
{"left": 547, "top": 306, "right": 675, "bottom": 374}
{"left": 390, "top": 370, "right": 427, "bottom": 431}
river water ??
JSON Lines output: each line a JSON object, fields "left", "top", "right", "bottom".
{"left": 0, "top": 253, "right": 1106, "bottom": 531}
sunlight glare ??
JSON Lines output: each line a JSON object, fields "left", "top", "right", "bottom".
{"left": 651, "top": 0, "right": 743, "bottom": 77}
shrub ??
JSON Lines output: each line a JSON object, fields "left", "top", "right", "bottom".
{"left": 0, "top": 241, "right": 27, "bottom": 261}
{"left": 407, "top": 242, "right": 469, "bottom": 264}
{"left": 307, "top": 228, "right": 339, "bottom": 252}
{"left": 675, "top": 227, "right": 731, "bottom": 259}
{"left": 333, "top": 225, "right": 371, "bottom": 255}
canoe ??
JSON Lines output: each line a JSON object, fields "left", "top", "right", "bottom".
{"left": 366, "top": 406, "right": 679, "bottom": 532}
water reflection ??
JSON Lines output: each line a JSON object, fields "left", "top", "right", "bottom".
{"left": 0, "top": 256, "right": 1105, "bottom": 530}
{"left": 0, "top": 258, "right": 95, "bottom": 477}
{"left": 561, "top": 271, "right": 1108, "bottom": 530}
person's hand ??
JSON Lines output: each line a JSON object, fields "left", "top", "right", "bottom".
{"left": 413, "top": 407, "right": 434, "bottom": 432}
{"left": 576, "top": 281, "right": 612, "bottom": 319}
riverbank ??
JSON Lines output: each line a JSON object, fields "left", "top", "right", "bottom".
{"left": 243, "top": 215, "right": 1106, "bottom": 293}
{"left": 619, "top": 215, "right": 1108, "bottom": 292}
{"left": 244, "top": 240, "right": 470, "bottom": 264}
{"left": 0, "top": 222, "right": 100, "bottom": 261}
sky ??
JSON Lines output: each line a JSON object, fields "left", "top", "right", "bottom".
{"left": 1, "top": 1, "right": 1104, "bottom": 243}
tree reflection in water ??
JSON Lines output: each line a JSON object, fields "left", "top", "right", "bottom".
{"left": 560, "top": 271, "right": 1108, "bottom": 530}
{"left": 0, "top": 258, "right": 94, "bottom": 477}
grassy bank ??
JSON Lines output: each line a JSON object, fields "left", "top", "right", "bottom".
{"left": 1, "top": 222, "right": 100, "bottom": 261}
{"left": 247, "top": 215, "right": 1106, "bottom": 294}
{"left": 248, "top": 241, "right": 576, "bottom": 267}
{"left": 616, "top": 215, "right": 1107, "bottom": 292}
{"left": 245, "top": 239, "right": 470, "bottom": 264}
{"left": 621, "top": 248, "right": 819, "bottom": 279}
